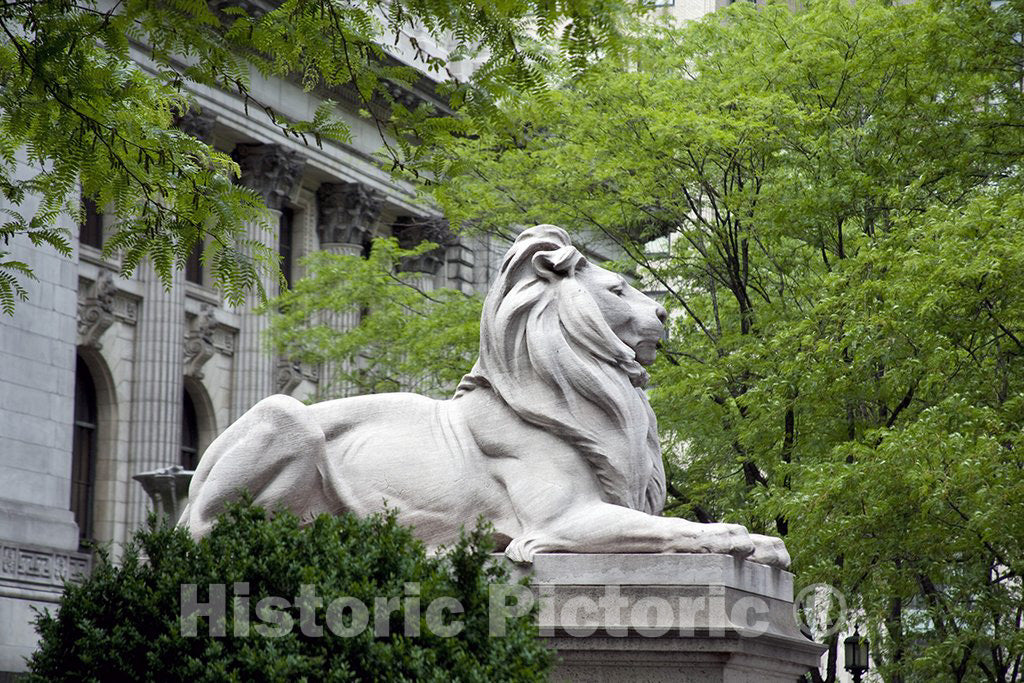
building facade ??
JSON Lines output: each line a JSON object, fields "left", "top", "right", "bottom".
{"left": 0, "top": 34, "right": 508, "bottom": 672}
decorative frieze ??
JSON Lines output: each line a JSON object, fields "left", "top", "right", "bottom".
{"left": 0, "top": 543, "right": 91, "bottom": 588}
{"left": 233, "top": 143, "right": 305, "bottom": 210}
{"left": 316, "top": 181, "right": 381, "bottom": 248}
{"left": 77, "top": 270, "right": 117, "bottom": 348}
{"left": 393, "top": 215, "right": 453, "bottom": 275}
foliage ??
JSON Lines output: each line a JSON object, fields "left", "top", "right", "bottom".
{"left": 0, "top": 0, "right": 631, "bottom": 314}
{"left": 28, "top": 501, "right": 551, "bottom": 682}
{"left": 266, "top": 237, "right": 482, "bottom": 397}
{"left": 405, "top": 0, "right": 1024, "bottom": 680}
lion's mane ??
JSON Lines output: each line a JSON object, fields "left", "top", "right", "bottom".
{"left": 455, "top": 225, "right": 666, "bottom": 515}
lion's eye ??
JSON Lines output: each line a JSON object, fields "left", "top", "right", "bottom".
{"left": 610, "top": 286, "right": 625, "bottom": 297}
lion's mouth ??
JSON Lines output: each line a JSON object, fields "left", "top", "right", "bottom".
{"left": 633, "top": 340, "right": 659, "bottom": 366}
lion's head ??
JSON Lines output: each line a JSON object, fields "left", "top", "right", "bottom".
{"left": 455, "top": 225, "right": 667, "bottom": 515}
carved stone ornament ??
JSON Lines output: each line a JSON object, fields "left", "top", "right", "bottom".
{"left": 184, "top": 305, "right": 218, "bottom": 379}
{"left": 0, "top": 543, "right": 90, "bottom": 587}
{"left": 276, "top": 357, "right": 318, "bottom": 394}
{"left": 316, "top": 182, "right": 381, "bottom": 247}
{"left": 275, "top": 358, "right": 304, "bottom": 395}
{"left": 387, "top": 83, "right": 421, "bottom": 111}
{"left": 233, "top": 143, "right": 305, "bottom": 210}
{"left": 393, "top": 215, "right": 453, "bottom": 275}
{"left": 173, "top": 107, "right": 216, "bottom": 143}
{"left": 180, "top": 225, "right": 791, "bottom": 569}
{"left": 77, "top": 270, "right": 117, "bottom": 349}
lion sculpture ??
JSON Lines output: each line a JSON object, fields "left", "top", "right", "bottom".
{"left": 180, "top": 225, "right": 789, "bottom": 568}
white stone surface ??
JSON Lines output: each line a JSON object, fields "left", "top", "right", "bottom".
{"left": 513, "top": 553, "right": 825, "bottom": 682}
{"left": 182, "top": 226, "right": 790, "bottom": 569}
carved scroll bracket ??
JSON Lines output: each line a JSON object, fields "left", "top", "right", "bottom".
{"left": 77, "top": 270, "right": 118, "bottom": 349}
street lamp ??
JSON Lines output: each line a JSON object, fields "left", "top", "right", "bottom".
{"left": 844, "top": 626, "right": 870, "bottom": 683}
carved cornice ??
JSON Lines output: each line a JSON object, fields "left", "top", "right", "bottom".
{"left": 77, "top": 270, "right": 117, "bottom": 349}
{"left": 393, "top": 215, "right": 453, "bottom": 275}
{"left": 316, "top": 182, "right": 381, "bottom": 248}
{"left": 184, "top": 304, "right": 218, "bottom": 379}
{"left": 174, "top": 108, "right": 216, "bottom": 143}
{"left": 233, "top": 143, "right": 305, "bottom": 210}
{"left": 0, "top": 543, "right": 91, "bottom": 588}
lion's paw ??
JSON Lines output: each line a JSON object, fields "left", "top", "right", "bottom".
{"left": 504, "top": 537, "right": 533, "bottom": 564}
{"left": 748, "top": 534, "right": 790, "bottom": 569}
{"left": 505, "top": 535, "right": 545, "bottom": 564}
{"left": 690, "top": 522, "right": 755, "bottom": 559}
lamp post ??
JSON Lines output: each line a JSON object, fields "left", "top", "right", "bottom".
{"left": 844, "top": 626, "right": 870, "bottom": 683}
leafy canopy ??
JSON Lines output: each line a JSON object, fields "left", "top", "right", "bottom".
{"left": 401, "top": 0, "right": 1024, "bottom": 679}
{"left": 0, "top": 0, "right": 630, "bottom": 313}
{"left": 266, "top": 237, "right": 482, "bottom": 398}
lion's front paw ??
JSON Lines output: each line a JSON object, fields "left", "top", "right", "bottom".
{"left": 679, "top": 522, "right": 755, "bottom": 558}
{"left": 748, "top": 534, "right": 790, "bottom": 569}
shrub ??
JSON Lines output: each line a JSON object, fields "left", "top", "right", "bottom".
{"left": 28, "top": 502, "right": 552, "bottom": 682}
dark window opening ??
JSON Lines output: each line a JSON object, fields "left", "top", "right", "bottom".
{"left": 181, "top": 388, "right": 200, "bottom": 470}
{"left": 185, "top": 240, "right": 203, "bottom": 285}
{"left": 79, "top": 197, "right": 103, "bottom": 249}
{"left": 279, "top": 206, "right": 294, "bottom": 289}
{"left": 72, "top": 355, "right": 98, "bottom": 546}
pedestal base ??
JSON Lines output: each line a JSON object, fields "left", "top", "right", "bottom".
{"left": 506, "top": 554, "right": 825, "bottom": 683}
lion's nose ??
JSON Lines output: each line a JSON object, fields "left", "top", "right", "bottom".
{"left": 655, "top": 305, "right": 668, "bottom": 324}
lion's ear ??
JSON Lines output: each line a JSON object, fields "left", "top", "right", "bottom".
{"left": 532, "top": 246, "right": 586, "bottom": 282}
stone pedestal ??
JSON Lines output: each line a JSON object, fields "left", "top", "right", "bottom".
{"left": 133, "top": 465, "right": 194, "bottom": 525}
{"left": 507, "top": 554, "right": 825, "bottom": 683}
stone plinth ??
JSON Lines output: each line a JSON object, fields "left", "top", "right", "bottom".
{"left": 133, "top": 465, "right": 194, "bottom": 525}
{"left": 506, "top": 554, "right": 825, "bottom": 683}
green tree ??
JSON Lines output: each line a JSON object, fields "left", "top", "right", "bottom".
{"left": 266, "top": 237, "right": 482, "bottom": 397}
{"left": 28, "top": 501, "right": 551, "bottom": 682}
{"left": 403, "top": 0, "right": 1024, "bottom": 679}
{"left": 0, "top": 0, "right": 628, "bottom": 314}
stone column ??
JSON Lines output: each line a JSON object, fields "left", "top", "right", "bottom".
{"left": 315, "top": 182, "right": 381, "bottom": 398}
{"left": 126, "top": 263, "right": 186, "bottom": 532}
{"left": 230, "top": 143, "right": 304, "bottom": 421}
{"left": 125, "top": 108, "right": 218, "bottom": 534}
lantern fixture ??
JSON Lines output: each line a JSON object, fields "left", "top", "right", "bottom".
{"left": 844, "top": 626, "right": 870, "bottom": 683}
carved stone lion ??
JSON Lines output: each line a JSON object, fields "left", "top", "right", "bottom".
{"left": 181, "top": 225, "right": 789, "bottom": 567}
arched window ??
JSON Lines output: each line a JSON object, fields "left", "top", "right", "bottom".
{"left": 71, "top": 355, "right": 97, "bottom": 544}
{"left": 181, "top": 387, "right": 200, "bottom": 470}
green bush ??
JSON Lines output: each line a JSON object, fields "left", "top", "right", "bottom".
{"left": 28, "top": 502, "right": 552, "bottom": 682}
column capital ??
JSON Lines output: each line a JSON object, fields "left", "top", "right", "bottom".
{"left": 233, "top": 143, "right": 305, "bottom": 210}
{"left": 174, "top": 107, "right": 216, "bottom": 144}
{"left": 316, "top": 182, "right": 381, "bottom": 248}
{"left": 393, "top": 215, "right": 452, "bottom": 275}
